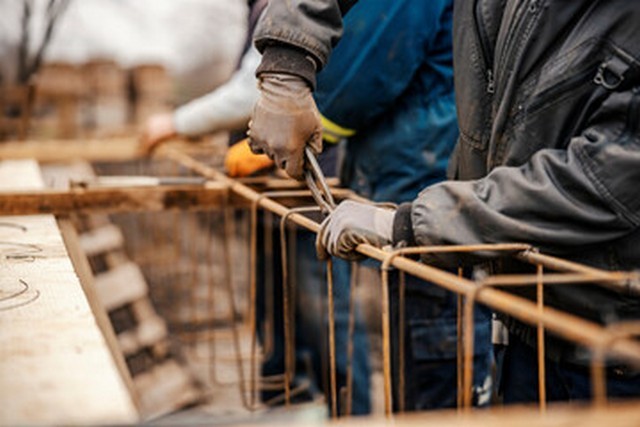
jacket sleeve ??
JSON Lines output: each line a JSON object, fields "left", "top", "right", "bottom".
{"left": 314, "top": 0, "right": 451, "bottom": 133}
{"left": 253, "top": 0, "right": 351, "bottom": 88}
{"left": 395, "top": 89, "right": 640, "bottom": 266}
{"left": 173, "top": 47, "right": 261, "bottom": 136}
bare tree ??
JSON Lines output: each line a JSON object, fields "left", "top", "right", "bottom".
{"left": 17, "top": 0, "right": 71, "bottom": 84}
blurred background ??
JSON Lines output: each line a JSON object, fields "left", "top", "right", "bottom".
{"left": 0, "top": 0, "right": 247, "bottom": 139}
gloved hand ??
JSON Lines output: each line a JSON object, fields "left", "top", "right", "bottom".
{"left": 139, "top": 113, "right": 177, "bottom": 155}
{"left": 225, "top": 139, "right": 274, "bottom": 177}
{"left": 248, "top": 73, "right": 323, "bottom": 180}
{"left": 316, "top": 200, "right": 396, "bottom": 260}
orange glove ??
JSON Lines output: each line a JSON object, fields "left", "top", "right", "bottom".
{"left": 225, "top": 139, "right": 274, "bottom": 177}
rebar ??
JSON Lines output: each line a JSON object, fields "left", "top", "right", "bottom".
{"left": 161, "top": 149, "right": 640, "bottom": 416}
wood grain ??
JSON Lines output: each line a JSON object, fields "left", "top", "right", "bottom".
{"left": 0, "top": 160, "right": 138, "bottom": 425}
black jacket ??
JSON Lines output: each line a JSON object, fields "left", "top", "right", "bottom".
{"left": 254, "top": 0, "right": 640, "bottom": 362}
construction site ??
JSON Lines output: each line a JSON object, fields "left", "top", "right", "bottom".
{"left": 2, "top": 1, "right": 640, "bottom": 426}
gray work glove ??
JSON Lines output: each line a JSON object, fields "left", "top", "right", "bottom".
{"left": 248, "top": 73, "right": 323, "bottom": 180}
{"left": 316, "top": 200, "right": 396, "bottom": 260}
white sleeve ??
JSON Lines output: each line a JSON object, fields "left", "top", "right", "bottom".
{"left": 174, "top": 46, "right": 261, "bottom": 136}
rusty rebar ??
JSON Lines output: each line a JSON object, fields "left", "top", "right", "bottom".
{"left": 327, "top": 258, "right": 338, "bottom": 419}
{"left": 163, "top": 149, "right": 640, "bottom": 406}
{"left": 537, "top": 264, "right": 547, "bottom": 412}
{"left": 344, "top": 262, "right": 358, "bottom": 416}
{"left": 279, "top": 206, "right": 321, "bottom": 406}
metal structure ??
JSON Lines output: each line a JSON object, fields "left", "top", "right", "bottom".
{"left": 160, "top": 148, "right": 640, "bottom": 417}
{"left": 1, "top": 144, "right": 640, "bottom": 422}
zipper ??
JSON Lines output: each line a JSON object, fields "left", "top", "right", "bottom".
{"left": 473, "top": 0, "right": 495, "bottom": 94}
{"left": 493, "top": 0, "right": 538, "bottom": 98}
{"left": 526, "top": 60, "right": 601, "bottom": 114}
{"left": 486, "top": 69, "right": 495, "bottom": 94}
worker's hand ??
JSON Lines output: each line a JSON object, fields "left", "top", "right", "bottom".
{"left": 316, "top": 200, "right": 396, "bottom": 260}
{"left": 248, "top": 73, "right": 322, "bottom": 180}
{"left": 139, "top": 113, "right": 177, "bottom": 155}
{"left": 225, "top": 139, "right": 275, "bottom": 177}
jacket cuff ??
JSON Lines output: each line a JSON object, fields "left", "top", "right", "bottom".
{"left": 256, "top": 45, "right": 318, "bottom": 89}
{"left": 392, "top": 202, "right": 416, "bottom": 247}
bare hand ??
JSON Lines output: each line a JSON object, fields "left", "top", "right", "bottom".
{"left": 139, "top": 113, "right": 177, "bottom": 155}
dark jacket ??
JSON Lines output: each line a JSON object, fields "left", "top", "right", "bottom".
{"left": 254, "top": 0, "right": 640, "bottom": 362}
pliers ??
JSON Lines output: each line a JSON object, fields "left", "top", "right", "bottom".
{"left": 304, "top": 147, "right": 336, "bottom": 213}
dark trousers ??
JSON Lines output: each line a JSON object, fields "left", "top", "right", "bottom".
{"left": 501, "top": 333, "right": 640, "bottom": 403}
{"left": 389, "top": 270, "right": 493, "bottom": 410}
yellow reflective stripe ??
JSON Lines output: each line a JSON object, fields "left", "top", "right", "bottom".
{"left": 323, "top": 133, "right": 341, "bottom": 144}
{"left": 321, "top": 115, "right": 356, "bottom": 144}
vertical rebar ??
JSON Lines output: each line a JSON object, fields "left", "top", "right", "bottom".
{"left": 344, "top": 262, "right": 358, "bottom": 417}
{"left": 205, "top": 213, "right": 220, "bottom": 386}
{"left": 327, "top": 258, "right": 338, "bottom": 419}
{"left": 456, "top": 267, "right": 464, "bottom": 410}
{"left": 462, "top": 289, "right": 476, "bottom": 410}
{"left": 590, "top": 350, "right": 607, "bottom": 408}
{"left": 279, "top": 207, "right": 320, "bottom": 408}
{"left": 398, "top": 270, "right": 406, "bottom": 413}
{"left": 279, "top": 214, "right": 292, "bottom": 407}
{"left": 248, "top": 200, "right": 259, "bottom": 408}
{"left": 263, "top": 211, "right": 275, "bottom": 358}
{"left": 380, "top": 265, "right": 393, "bottom": 416}
{"left": 223, "top": 202, "right": 251, "bottom": 410}
{"left": 537, "top": 264, "right": 547, "bottom": 412}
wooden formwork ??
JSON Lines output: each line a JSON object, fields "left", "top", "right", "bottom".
{"left": 40, "top": 161, "right": 203, "bottom": 420}
{"left": 0, "top": 160, "right": 138, "bottom": 425}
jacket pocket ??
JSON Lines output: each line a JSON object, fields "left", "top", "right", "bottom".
{"left": 525, "top": 40, "right": 636, "bottom": 118}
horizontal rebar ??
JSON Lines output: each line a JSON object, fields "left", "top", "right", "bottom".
{"left": 163, "top": 148, "right": 640, "bottom": 368}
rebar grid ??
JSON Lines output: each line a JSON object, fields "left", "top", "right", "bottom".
{"left": 161, "top": 148, "right": 640, "bottom": 417}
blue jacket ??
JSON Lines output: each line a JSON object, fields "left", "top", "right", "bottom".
{"left": 314, "top": 0, "right": 457, "bottom": 203}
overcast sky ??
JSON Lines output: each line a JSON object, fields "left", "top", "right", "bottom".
{"left": 0, "top": 0, "right": 248, "bottom": 98}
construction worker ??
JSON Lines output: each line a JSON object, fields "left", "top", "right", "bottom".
{"left": 311, "top": 0, "right": 491, "bottom": 410}
{"left": 140, "top": 1, "right": 265, "bottom": 153}
{"left": 140, "top": 0, "right": 371, "bottom": 414}
{"left": 249, "top": 0, "right": 640, "bottom": 403}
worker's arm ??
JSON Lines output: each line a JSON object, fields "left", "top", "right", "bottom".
{"left": 402, "top": 92, "right": 640, "bottom": 266}
{"left": 318, "top": 89, "right": 640, "bottom": 264}
{"left": 254, "top": 0, "right": 355, "bottom": 85}
{"left": 174, "top": 46, "right": 261, "bottom": 136}
{"left": 315, "top": 0, "right": 451, "bottom": 136}
{"left": 248, "top": 0, "right": 352, "bottom": 179}
{"left": 140, "top": 47, "right": 261, "bottom": 154}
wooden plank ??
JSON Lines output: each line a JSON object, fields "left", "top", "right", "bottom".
{"left": 0, "top": 138, "right": 140, "bottom": 162}
{"left": 0, "top": 182, "right": 228, "bottom": 216}
{"left": 0, "top": 160, "right": 138, "bottom": 425}
{"left": 94, "top": 262, "right": 148, "bottom": 311}
{"left": 58, "top": 218, "right": 140, "bottom": 410}
{"left": 0, "top": 138, "right": 220, "bottom": 163}
{"left": 79, "top": 224, "right": 125, "bottom": 256}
